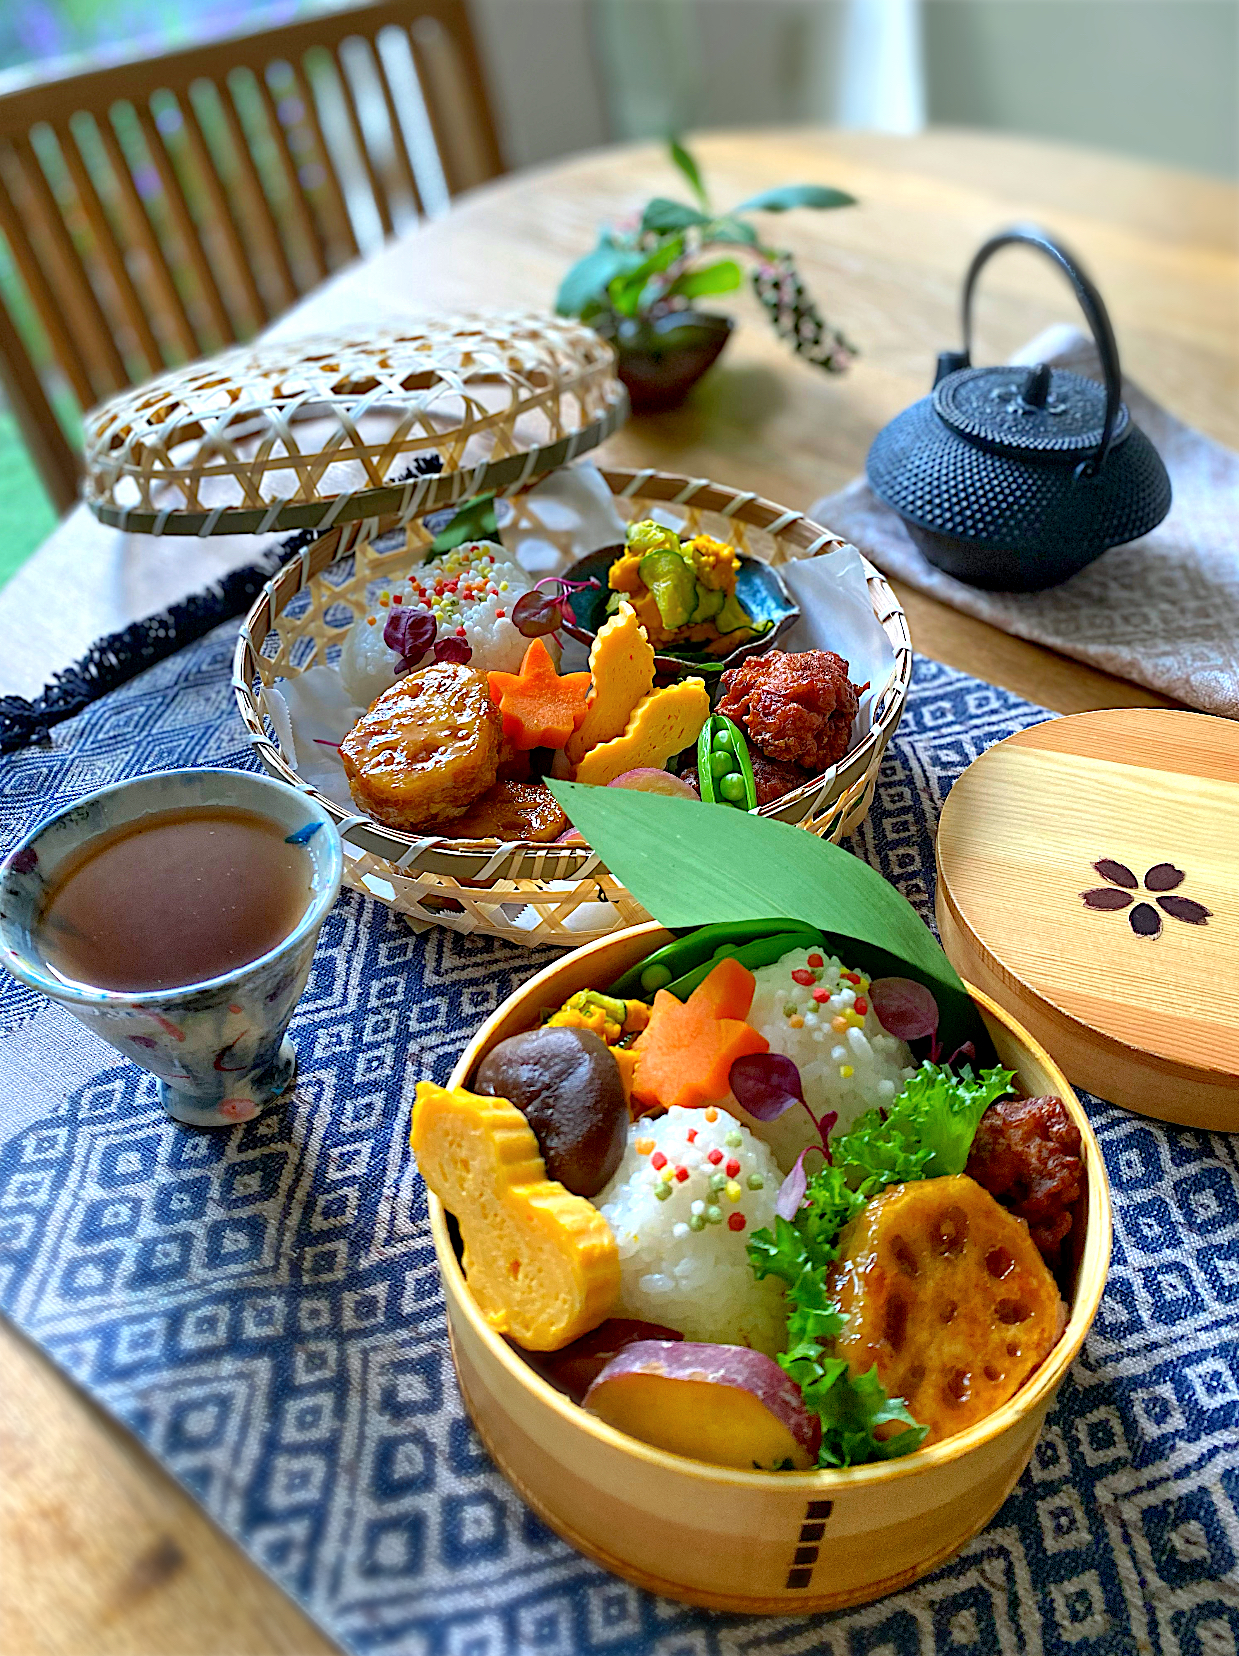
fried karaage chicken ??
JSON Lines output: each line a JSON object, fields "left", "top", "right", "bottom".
{"left": 717, "top": 648, "right": 860, "bottom": 773}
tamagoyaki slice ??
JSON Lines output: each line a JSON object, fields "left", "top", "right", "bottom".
{"left": 572, "top": 677, "right": 710, "bottom": 787}
{"left": 564, "top": 601, "right": 656, "bottom": 768}
{"left": 411, "top": 1081, "right": 619, "bottom": 1350}
{"left": 827, "top": 1174, "right": 1063, "bottom": 1445}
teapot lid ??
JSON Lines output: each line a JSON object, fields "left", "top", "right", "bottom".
{"left": 933, "top": 363, "right": 1130, "bottom": 462}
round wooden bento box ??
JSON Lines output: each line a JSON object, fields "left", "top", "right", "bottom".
{"left": 426, "top": 922, "right": 1113, "bottom": 1613}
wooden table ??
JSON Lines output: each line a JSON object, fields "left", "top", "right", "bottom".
{"left": 2, "top": 129, "right": 1236, "bottom": 1655}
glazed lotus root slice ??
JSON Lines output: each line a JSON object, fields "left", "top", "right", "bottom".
{"left": 411, "top": 1082, "right": 620, "bottom": 1350}
{"left": 828, "top": 1175, "right": 1064, "bottom": 1445}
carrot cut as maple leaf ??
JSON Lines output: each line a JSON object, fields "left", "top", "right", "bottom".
{"left": 489, "top": 638, "right": 592, "bottom": 751}
{"left": 631, "top": 955, "right": 768, "bottom": 1112}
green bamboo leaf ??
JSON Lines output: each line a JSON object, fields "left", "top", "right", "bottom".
{"left": 545, "top": 781, "right": 986, "bottom": 1055}
{"left": 669, "top": 136, "right": 709, "bottom": 209}
{"left": 425, "top": 493, "right": 499, "bottom": 560}
{"left": 665, "top": 259, "right": 742, "bottom": 300}
{"left": 734, "top": 183, "right": 857, "bottom": 213}
{"left": 641, "top": 197, "right": 710, "bottom": 236}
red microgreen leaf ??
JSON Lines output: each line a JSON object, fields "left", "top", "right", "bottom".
{"left": 383, "top": 606, "right": 436, "bottom": 672}
{"left": 729, "top": 1052, "right": 804, "bottom": 1121}
{"left": 869, "top": 978, "right": 940, "bottom": 1044}
{"left": 433, "top": 636, "right": 473, "bottom": 665}
{"left": 511, "top": 589, "right": 563, "bottom": 638}
{"left": 775, "top": 1147, "right": 811, "bottom": 1220}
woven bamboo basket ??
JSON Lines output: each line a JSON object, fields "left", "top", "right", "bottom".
{"left": 431, "top": 922, "right": 1112, "bottom": 1613}
{"left": 233, "top": 468, "right": 913, "bottom": 946}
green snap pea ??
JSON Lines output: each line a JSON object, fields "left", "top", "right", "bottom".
{"left": 696, "top": 714, "right": 757, "bottom": 811}
{"left": 608, "top": 919, "right": 823, "bottom": 999}
{"left": 660, "top": 929, "right": 826, "bottom": 1001}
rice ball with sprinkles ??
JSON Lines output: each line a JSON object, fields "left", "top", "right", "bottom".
{"left": 736, "top": 945, "right": 917, "bottom": 1169}
{"left": 338, "top": 542, "right": 547, "bottom": 707}
{"left": 594, "top": 1105, "right": 787, "bottom": 1358}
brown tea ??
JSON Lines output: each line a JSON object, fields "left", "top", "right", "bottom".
{"left": 37, "top": 805, "right": 313, "bottom": 992}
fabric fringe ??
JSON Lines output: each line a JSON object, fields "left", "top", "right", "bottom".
{"left": 0, "top": 459, "right": 442, "bottom": 756}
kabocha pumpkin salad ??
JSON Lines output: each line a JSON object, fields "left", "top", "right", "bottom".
{"left": 412, "top": 923, "right": 1086, "bottom": 1473}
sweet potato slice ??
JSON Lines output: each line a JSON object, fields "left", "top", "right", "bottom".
{"left": 828, "top": 1174, "right": 1063, "bottom": 1445}
{"left": 584, "top": 1340, "right": 818, "bottom": 1469}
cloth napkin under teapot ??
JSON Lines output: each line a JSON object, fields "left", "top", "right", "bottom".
{"left": 811, "top": 324, "right": 1239, "bottom": 718}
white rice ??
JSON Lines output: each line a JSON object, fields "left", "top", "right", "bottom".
{"left": 594, "top": 1106, "right": 787, "bottom": 1357}
{"left": 338, "top": 542, "right": 547, "bottom": 706}
{"left": 733, "top": 946, "right": 916, "bottom": 1170}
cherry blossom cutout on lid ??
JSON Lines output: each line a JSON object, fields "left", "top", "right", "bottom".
{"left": 1081, "top": 858, "right": 1211, "bottom": 939}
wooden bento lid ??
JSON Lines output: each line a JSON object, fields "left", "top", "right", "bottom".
{"left": 935, "top": 707, "right": 1239, "bottom": 1131}
{"left": 81, "top": 313, "right": 627, "bottom": 537}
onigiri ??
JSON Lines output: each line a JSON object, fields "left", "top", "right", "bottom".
{"left": 338, "top": 541, "right": 549, "bottom": 707}
{"left": 594, "top": 1106, "right": 787, "bottom": 1357}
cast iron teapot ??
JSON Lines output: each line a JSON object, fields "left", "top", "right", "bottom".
{"left": 867, "top": 225, "right": 1171, "bottom": 591}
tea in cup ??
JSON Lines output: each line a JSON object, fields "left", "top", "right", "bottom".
{"left": 0, "top": 768, "right": 343, "bottom": 1126}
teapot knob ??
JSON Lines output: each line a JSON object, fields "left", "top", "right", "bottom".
{"left": 1020, "top": 362, "right": 1052, "bottom": 409}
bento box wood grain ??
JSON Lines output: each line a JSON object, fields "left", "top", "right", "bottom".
{"left": 234, "top": 470, "right": 912, "bottom": 947}
{"left": 936, "top": 708, "right": 1239, "bottom": 1131}
{"left": 424, "top": 922, "right": 1112, "bottom": 1613}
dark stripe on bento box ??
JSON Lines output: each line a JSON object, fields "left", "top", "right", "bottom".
{"left": 786, "top": 1568, "right": 814, "bottom": 1589}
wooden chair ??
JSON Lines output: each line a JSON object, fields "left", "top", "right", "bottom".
{"left": 0, "top": 0, "right": 503, "bottom": 516}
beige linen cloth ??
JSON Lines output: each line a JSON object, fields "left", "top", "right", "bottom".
{"left": 811, "top": 325, "right": 1239, "bottom": 717}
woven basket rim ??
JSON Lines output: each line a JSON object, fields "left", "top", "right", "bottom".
{"left": 232, "top": 466, "right": 913, "bottom": 881}
{"left": 83, "top": 314, "right": 627, "bottom": 537}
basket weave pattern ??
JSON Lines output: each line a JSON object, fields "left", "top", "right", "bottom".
{"left": 233, "top": 468, "right": 912, "bottom": 945}
{"left": 83, "top": 315, "right": 625, "bottom": 536}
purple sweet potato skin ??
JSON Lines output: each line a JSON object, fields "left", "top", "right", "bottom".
{"left": 524, "top": 1319, "right": 684, "bottom": 1404}
{"left": 584, "top": 1340, "right": 820, "bottom": 1463}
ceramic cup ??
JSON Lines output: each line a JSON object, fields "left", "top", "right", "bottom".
{"left": 0, "top": 768, "right": 343, "bottom": 1127}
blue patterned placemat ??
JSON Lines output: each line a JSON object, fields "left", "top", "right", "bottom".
{"left": 1, "top": 624, "right": 1236, "bottom": 1656}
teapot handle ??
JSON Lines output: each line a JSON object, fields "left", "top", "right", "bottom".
{"left": 958, "top": 224, "right": 1123, "bottom": 477}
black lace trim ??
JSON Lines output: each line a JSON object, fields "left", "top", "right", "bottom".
{"left": 0, "top": 460, "right": 442, "bottom": 756}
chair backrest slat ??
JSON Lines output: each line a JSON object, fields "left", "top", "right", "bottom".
{"left": 287, "top": 58, "right": 359, "bottom": 265}
{"left": 178, "top": 89, "right": 269, "bottom": 338}
{"left": 371, "top": 35, "right": 425, "bottom": 221}
{"left": 334, "top": 40, "right": 394, "bottom": 241}
{"left": 0, "top": 0, "right": 502, "bottom": 515}
{"left": 16, "top": 130, "right": 129, "bottom": 395}
{"left": 0, "top": 148, "right": 97, "bottom": 407}
{"left": 58, "top": 115, "right": 163, "bottom": 378}
{"left": 207, "top": 76, "right": 298, "bottom": 318}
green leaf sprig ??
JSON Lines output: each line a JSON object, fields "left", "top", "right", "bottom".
{"left": 746, "top": 1059, "right": 1015, "bottom": 1467}
{"left": 556, "top": 137, "right": 857, "bottom": 372}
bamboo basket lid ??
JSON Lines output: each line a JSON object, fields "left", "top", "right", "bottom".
{"left": 935, "top": 708, "right": 1239, "bottom": 1131}
{"left": 81, "top": 313, "right": 627, "bottom": 536}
